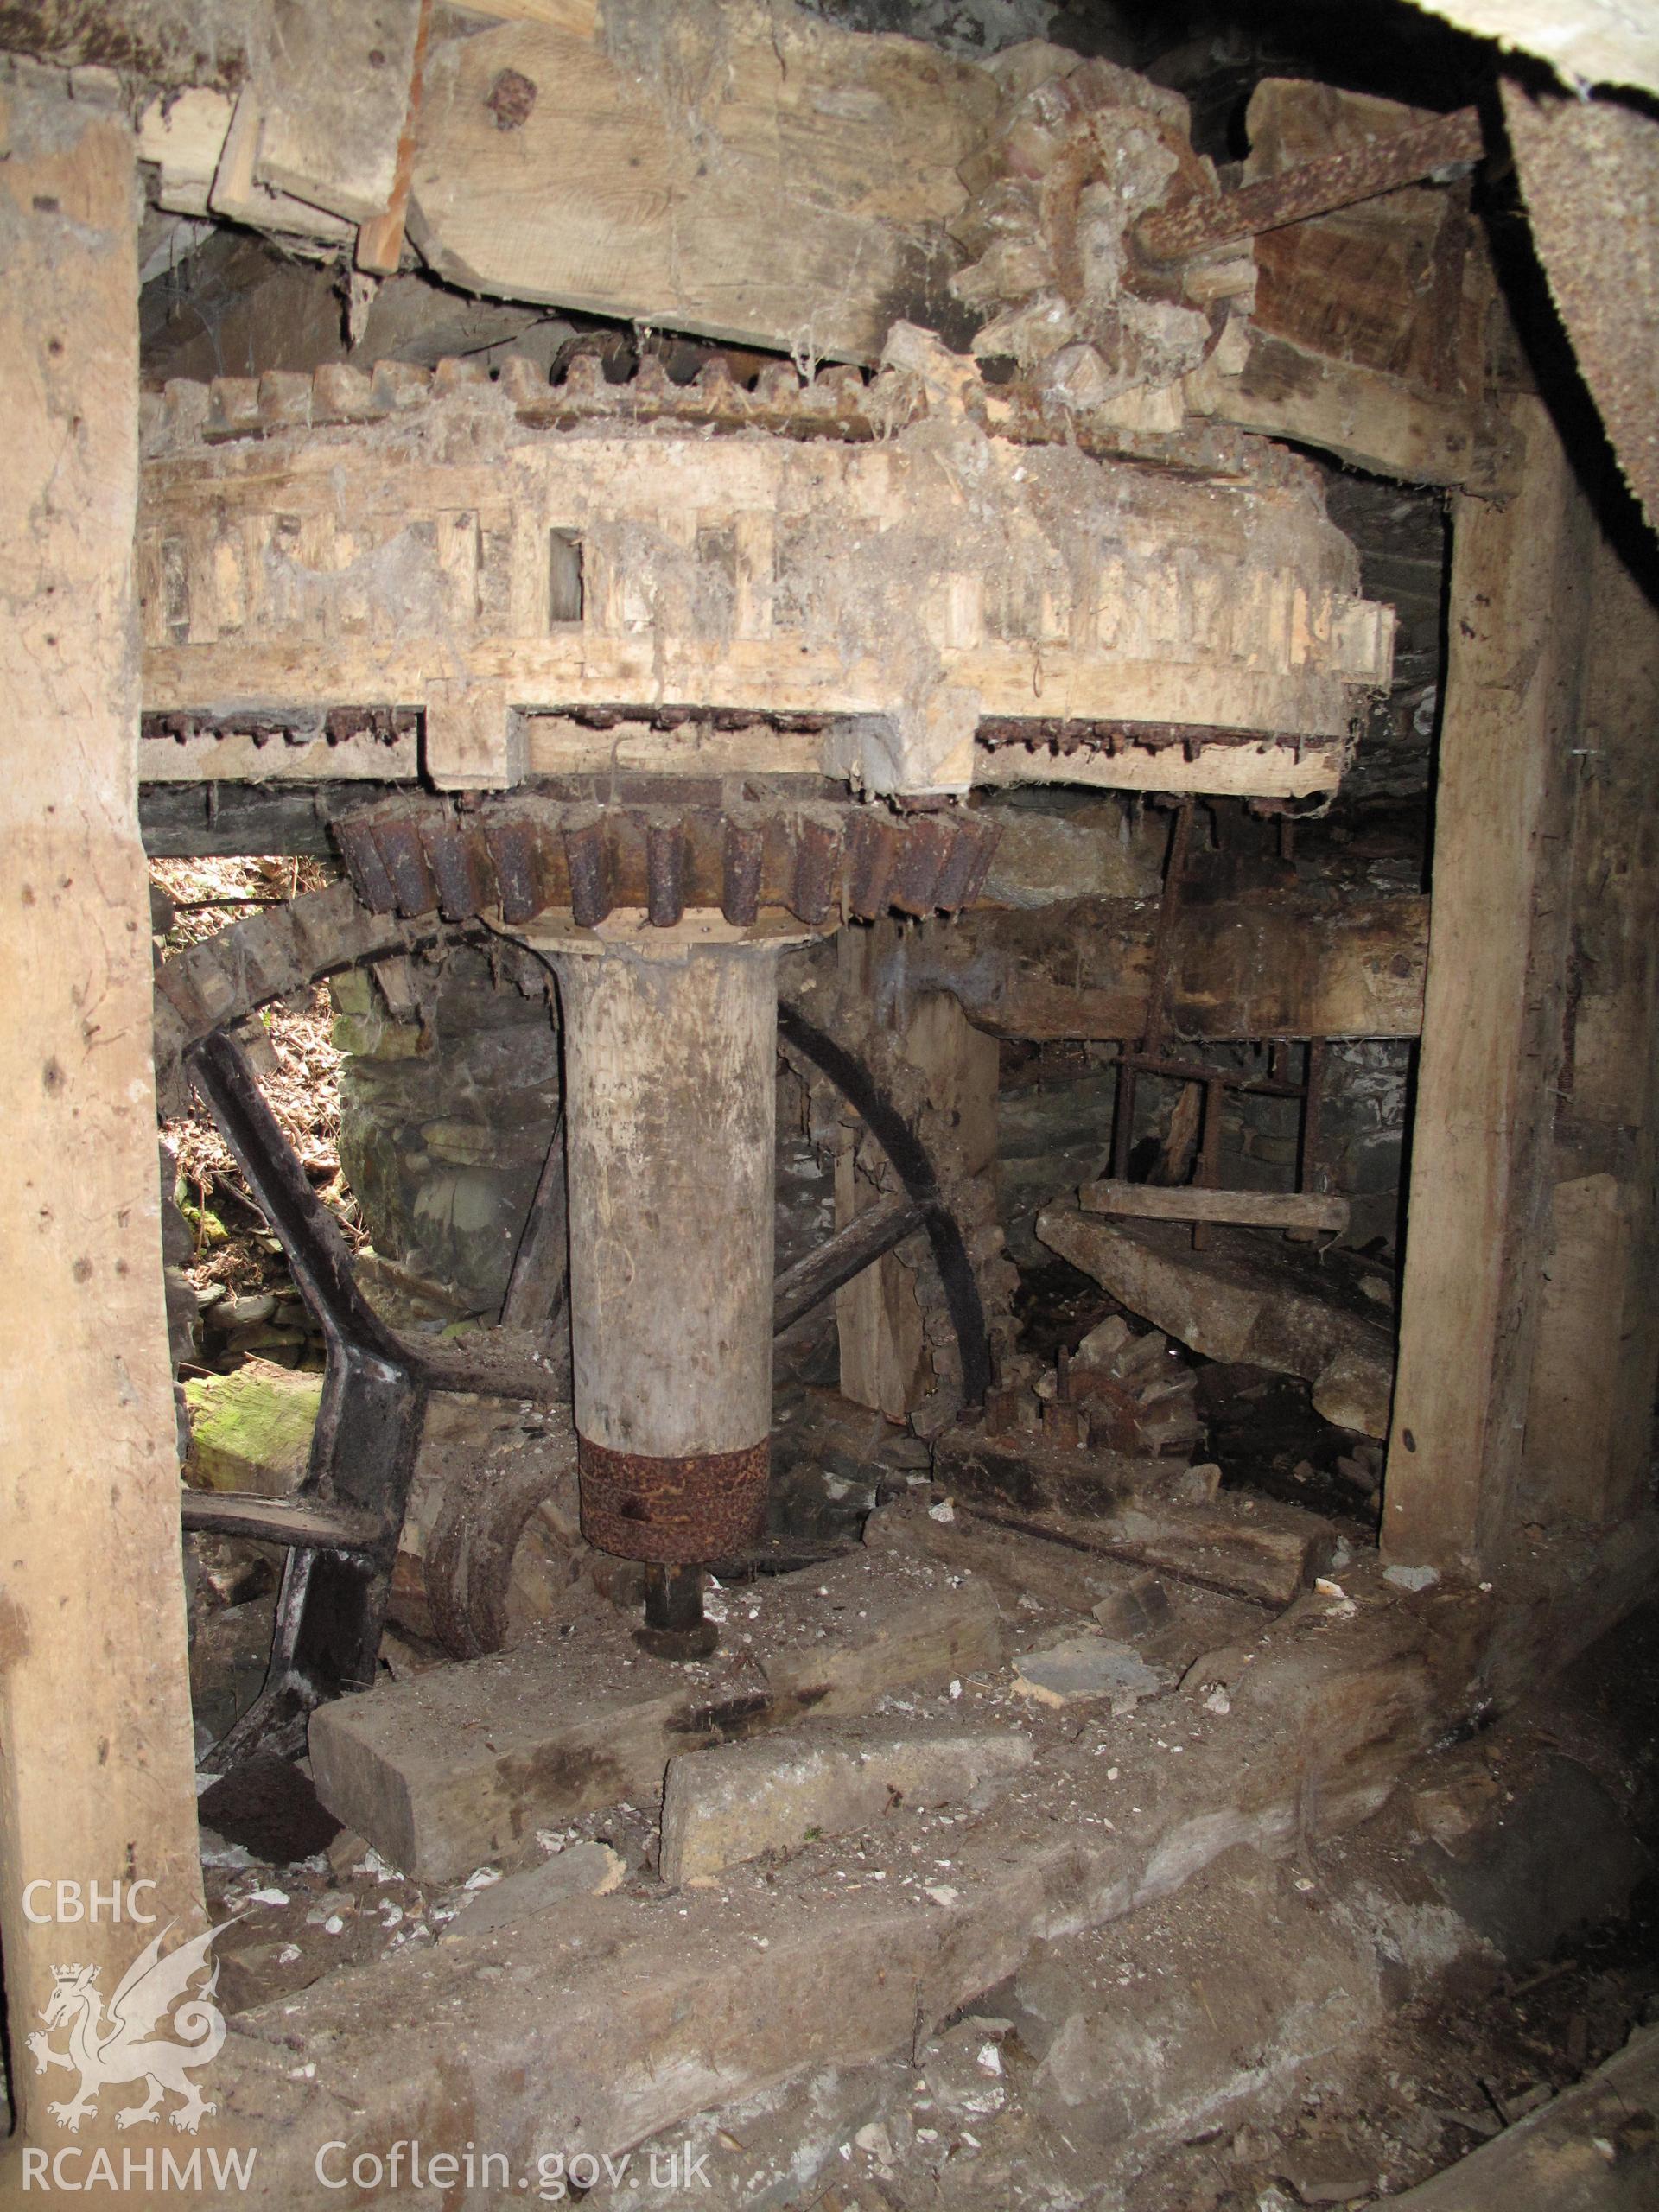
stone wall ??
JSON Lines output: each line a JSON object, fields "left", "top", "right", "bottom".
{"left": 334, "top": 947, "right": 561, "bottom": 1315}
{"left": 334, "top": 946, "right": 836, "bottom": 1326}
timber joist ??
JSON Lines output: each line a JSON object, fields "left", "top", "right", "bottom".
{"left": 331, "top": 794, "right": 1001, "bottom": 934}
{"left": 138, "top": 347, "right": 1395, "bottom": 803}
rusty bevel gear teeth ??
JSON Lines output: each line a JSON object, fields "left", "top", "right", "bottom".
{"left": 334, "top": 795, "right": 1001, "bottom": 932}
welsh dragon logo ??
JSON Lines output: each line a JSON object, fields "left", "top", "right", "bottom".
{"left": 27, "top": 1920, "right": 235, "bottom": 2134}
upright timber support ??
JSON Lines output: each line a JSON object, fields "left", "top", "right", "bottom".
{"left": 1383, "top": 396, "right": 1592, "bottom": 1573}
{"left": 551, "top": 938, "right": 779, "bottom": 1631}
{"left": 0, "top": 61, "right": 206, "bottom": 2142}
{"left": 833, "top": 927, "right": 1000, "bottom": 1423}
{"left": 1521, "top": 480, "right": 1659, "bottom": 1526}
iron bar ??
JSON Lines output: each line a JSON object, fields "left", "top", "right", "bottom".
{"left": 1137, "top": 105, "right": 1484, "bottom": 262}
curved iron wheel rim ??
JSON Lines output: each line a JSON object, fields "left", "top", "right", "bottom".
{"left": 162, "top": 880, "right": 1000, "bottom": 1722}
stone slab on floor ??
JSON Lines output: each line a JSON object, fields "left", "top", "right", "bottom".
{"left": 440, "top": 1840, "right": 624, "bottom": 1940}
{"left": 55, "top": 1520, "right": 1657, "bottom": 2211}
{"left": 171, "top": 1553, "right": 1469, "bottom": 2209}
{"left": 1012, "top": 1633, "right": 1166, "bottom": 1710}
{"left": 309, "top": 1553, "right": 1007, "bottom": 1881}
{"left": 659, "top": 1722, "right": 1033, "bottom": 1886}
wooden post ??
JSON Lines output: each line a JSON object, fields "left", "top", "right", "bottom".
{"left": 836, "top": 927, "right": 1000, "bottom": 1421}
{"left": 0, "top": 61, "right": 206, "bottom": 2140}
{"left": 550, "top": 938, "right": 779, "bottom": 1563}
{"left": 1383, "top": 396, "right": 1592, "bottom": 1573}
{"left": 1522, "top": 497, "right": 1659, "bottom": 1525}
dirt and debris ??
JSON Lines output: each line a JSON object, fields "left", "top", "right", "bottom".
{"left": 182, "top": 1510, "right": 1658, "bottom": 2210}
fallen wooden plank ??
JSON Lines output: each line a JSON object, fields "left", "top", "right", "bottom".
{"left": 1031, "top": 1496, "right": 1337, "bottom": 1609}
{"left": 1081, "top": 1180, "right": 1350, "bottom": 1232}
{"left": 868, "top": 1491, "right": 1130, "bottom": 1617}
{"left": 935, "top": 1428, "right": 1154, "bottom": 1524}
{"left": 959, "top": 1493, "right": 1334, "bottom": 1610}
{"left": 407, "top": 6, "right": 994, "bottom": 362}
{"left": 1390, "top": 2023, "right": 1659, "bottom": 2209}
{"left": 1039, "top": 1206, "right": 1395, "bottom": 1439}
{"left": 933, "top": 1428, "right": 1336, "bottom": 1607}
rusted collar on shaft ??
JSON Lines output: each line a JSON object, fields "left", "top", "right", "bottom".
{"left": 577, "top": 1436, "right": 769, "bottom": 1563}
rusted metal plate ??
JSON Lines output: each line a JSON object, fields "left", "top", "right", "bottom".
{"left": 577, "top": 1437, "right": 770, "bottom": 1564}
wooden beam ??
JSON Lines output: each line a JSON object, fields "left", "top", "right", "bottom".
{"left": 1390, "top": 2023, "right": 1659, "bottom": 2209}
{"left": 974, "top": 726, "right": 1353, "bottom": 800}
{"left": 356, "top": 0, "right": 434, "bottom": 276}
{"left": 836, "top": 961, "right": 1000, "bottom": 1421}
{"left": 405, "top": 4, "right": 993, "bottom": 365}
{"left": 773, "top": 1192, "right": 924, "bottom": 1337}
{"left": 1521, "top": 486, "right": 1659, "bottom": 1525}
{"left": 1383, "top": 396, "right": 1592, "bottom": 1573}
{"left": 254, "top": 0, "right": 426, "bottom": 225}
{"left": 1080, "top": 1180, "right": 1350, "bottom": 1232}
{"left": 901, "top": 891, "right": 1427, "bottom": 1042}
{"left": 1185, "top": 327, "right": 1490, "bottom": 487}
{"left": 0, "top": 65, "right": 206, "bottom": 2144}
{"left": 1181, "top": 79, "right": 1507, "bottom": 488}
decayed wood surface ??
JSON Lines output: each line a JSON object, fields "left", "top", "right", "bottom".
{"left": 1243, "top": 81, "right": 1492, "bottom": 400}
{"left": 901, "top": 891, "right": 1427, "bottom": 1041}
{"left": 1185, "top": 79, "right": 1500, "bottom": 486}
{"left": 836, "top": 949, "right": 999, "bottom": 1420}
{"left": 407, "top": 2, "right": 993, "bottom": 363}
{"left": 137, "top": 366, "right": 1390, "bottom": 797}
{"left": 1391, "top": 2023, "right": 1659, "bottom": 2208}
{"left": 0, "top": 66, "right": 206, "bottom": 2141}
{"left": 1185, "top": 328, "right": 1487, "bottom": 487}
{"left": 255, "top": 0, "right": 425, "bottom": 222}
{"left": 1521, "top": 475, "right": 1659, "bottom": 1528}
{"left": 1039, "top": 1208, "right": 1395, "bottom": 1439}
{"left": 932, "top": 1432, "right": 1337, "bottom": 1607}
{"left": 1384, "top": 395, "right": 1591, "bottom": 1572}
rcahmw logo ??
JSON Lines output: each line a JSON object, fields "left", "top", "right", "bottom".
{"left": 19, "top": 1882, "right": 256, "bottom": 2185}
{"left": 23, "top": 2145, "right": 258, "bottom": 2194}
